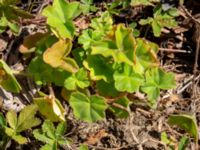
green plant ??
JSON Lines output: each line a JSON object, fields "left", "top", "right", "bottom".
{"left": 24, "top": 9, "right": 176, "bottom": 122}
{"left": 0, "top": 0, "right": 33, "bottom": 34}
{"left": 4, "top": 105, "right": 41, "bottom": 144}
{"left": 139, "top": 5, "right": 179, "bottom": 37}
{"left": 33, "top": 120, "right": 70, "bottom": 150}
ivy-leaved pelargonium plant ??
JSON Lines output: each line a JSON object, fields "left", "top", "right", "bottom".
{"left": 6, "top": 0, "right": 177, "bottom": 123}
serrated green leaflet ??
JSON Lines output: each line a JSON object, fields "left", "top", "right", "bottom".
{"left": 69, "top": 92, "right": 107, "bottom": 122}
{"left": 114, "top": 63, "right": 144, "bottom": 93}
{"left": 64, "top": 68, "right": 90, "bottom": 90}
{"left": 91, "top": 24, "right": 136, "bottom": 66}
{"left": 0, "top": 59, "right": 21, "bottom": 93}
{"left": 168, "top": 114, "right": 198, "bottom": 142}
{"left": 5, "top": 105, "right": 41, "bottom": 144}
{"left": 33, "top": 120, "right": 70, "bottom": 150}
{"left": 42, "top": 0, "right": 81, "bottom": 39}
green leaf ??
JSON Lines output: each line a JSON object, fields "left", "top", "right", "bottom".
{"left": 90, "top": 11, "right": 113, "bottom": 34}
{"left": 152, "top": 20, "right": 161, "bottom": 37}
{"left": 43, "top": 39, "right": 78, "bottom": 73}
{"left": 83, "top": 55, "right": 113, "bottom": 82}
{"left": 91, "top": 24, "right": 136, "bottom": 66}
{"left": 178, "top": 136, "right": 189, "bottom": 150}
{"left": 42, "top": 0, "right": 80, "bottom": 39}
{"left": 34, "top": 94, "right": 65, "bottom": 122}
{"left": 33, "top": 129, "right": 54, "bottom": 144}
{"left": 5, "top": 127, "right": 27, "bottom": 144}
{"left": 96, "top": 80, "right": 119, "bottom": 97}
{"left": 55, "top": 121, "right": 66, "bottom": 137}
{"left": 0, "top": 59, "right": 22, "bottom": 93}
{"left": 42, "top": 120, "right": 56, "bottom": 139}
{"left": 28, "top": 57, "right": 71, "bottom": 86}
{"left": 0, "top": 113, "right": 6, "bottom": 128}
{"left": 109, "top": 97, "right": 129, "bottom": 118}
{"left": 7, "top": 21, "right": 19, "bottom": 34}
{"left": 141, "top": 67, "right": 176, "bottom": 104}
{"left": 6, "top": 110, "right": 17, "bottom": 130}
{"left": 16, "top": 104, "right": 41, "bottom": 132}
{"left": 133, "top": 38, "right": 159, "bottom": 74}
{"left": 12, "top": 134, "right": 27, "bottom": 144}
{"left": 64, "top": 68, "right": 90, "bottom": 90}
{"left": 78, "top": 29, "right": 102, "bottom": 50}
{"left": 69, "top": 92, "right": 107, "bottom": 122}
{"left": 114, "top": 63, "right": 144, "bottom": 93}
{"left": 168, "top": 114, "right": 198, "bottom": 142}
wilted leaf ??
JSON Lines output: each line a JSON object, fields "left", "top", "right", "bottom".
{"left": 34, "top": 94, "right": 65, "bottom": 122}
{"left": 69, "top": 92, "right": 107, "bottom": 122}
{"left": 168, "top": 114, "right": 198, "bottom": 142}
{"left": 43, "top": 39, "right": 78, "bottom": 73}
{"left": 0, "top": 59, "right": 21, "bottom": 93}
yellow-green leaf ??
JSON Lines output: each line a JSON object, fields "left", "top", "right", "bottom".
{"left": 43, "top": 39, "right": 78, "bottom": 73}
{"left": 34, "top": 94, "right": 65, "bottom": 122}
